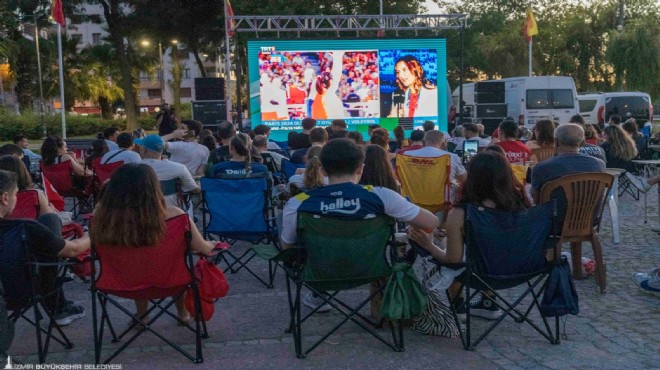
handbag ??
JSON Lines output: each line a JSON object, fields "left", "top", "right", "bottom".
{"left": 185, "top": 257, "right": 229, "bottom": 321}
{"left": 540, "top": 255, "right": 579, "bottom": 317}
{"left": 412, "top": 258, "right": 460, "bottom": 337}
{"left": 380, "top": 262, "right": 427, "bottom": 320}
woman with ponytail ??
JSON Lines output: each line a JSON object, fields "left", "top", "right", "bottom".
{"left": 287, "top": 145, "right": 326, "bottom": 196}
{"left": 211, "top": 133, "right": 268, "bottom": 177}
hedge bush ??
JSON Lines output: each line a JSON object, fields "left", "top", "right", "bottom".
{"left": 0, "top": 113, "right": 159, "bottom": 140}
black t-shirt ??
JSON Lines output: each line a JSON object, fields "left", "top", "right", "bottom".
{"left": 209, "top": 145, "right": 231, "bottom": 164}
{"left": 0, "top": 219, "right": 65, "bottom": 261}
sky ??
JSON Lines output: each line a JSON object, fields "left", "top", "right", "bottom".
{"left": 423, "top": 0, "right": 443, "bottom": 14}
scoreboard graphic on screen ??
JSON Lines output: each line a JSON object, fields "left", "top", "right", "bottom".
{"left": 247, "top": 39, "right": 448, "bottom": 141}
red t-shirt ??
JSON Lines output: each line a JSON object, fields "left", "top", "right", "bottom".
{"left": 497, "top": 140, "right": 532, "bottom": 164}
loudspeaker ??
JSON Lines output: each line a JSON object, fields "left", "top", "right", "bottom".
{"left": 194, "top": 78, "right": 225, "bottom": 101}
{"left": 475, "top": 91, "right": 505, "bottom": 104}
{"left": 476, "top": 104, "right": 507, "bottom": 118}
{"left": 475, "top": 81, "right": 505, "bottom": 93}
{"left": 481, "top": 118, "right": 502, "bottom": 136}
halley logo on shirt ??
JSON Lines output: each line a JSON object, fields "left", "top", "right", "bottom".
{"left": 320, "top": 198, "right": 361, "bottom": 214}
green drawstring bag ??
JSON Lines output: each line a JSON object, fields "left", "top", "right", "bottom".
{"left": 380, "top": 262, "right": 428, "bottom": 320}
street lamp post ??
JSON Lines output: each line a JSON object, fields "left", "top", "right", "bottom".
{"left": 33, "top": 16, "right": 46, "bottom": 138}
{"left": 141, "top": 40, "right": 165, "bottom": 105}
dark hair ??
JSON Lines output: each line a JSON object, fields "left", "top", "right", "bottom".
{"left": 370, "top": 128, "right": 390, "bottom": 149}
{"left": 609, "top": 115, "right": 621, "bottom": 125}
{"left": 569, "top": 114, "right": 585, "bottom": 125}
{"left": 41, "top": 136, "right": 65, "bottom": 165}
{"left": 0, "top": 144, "right": 23, "bottom": 157}
{"left": 0, "top": 155, "right": 32, "bottom": 190}
{"left": 103, "top": 127, "right": 119, "bottom": 140}
{"left": 252, "top": 134, "right": 268, "bottom": 149}
{"left": 499, "top": 119, "right": 518, "bottom": 139}
{"left": 315, "top": 71, "right": 333, "bottom": 94}
{"left": 302, "top": 118, "right": 316, "bottom": 130}
{"left": 116, "top": 132, "right": 134, "bottom": 149}
{"left": 484, "top": 145, "right": 505, "bottom": 155}
{"left": 287, "top": 131, "right": 302, "bottom": 150}
{"left": 359, "top": 145, "right": 399, "bottom": 192}
{"left": 0, "top": 169, "right": 17, "bottom": 195}
{"left": 584, "top": 124, "right": 598, "bottom": 139}
{"left": 462, "top": 123, "right": 479, "bottom": 134}
{"left": 622, "top": 120, "right": 641, "bottom": 139}
{"left": 253, "top": 124, "right": 271, "bottom": 136}
{"left": 410, "top": 129, "right": 425, "bottom": 142}
{"left": 182, "top": 120, "right": 203, "bottom": 137}
{"left": 394, "top": 55, "right": 436, "bottom": 93}
{"left": 12, "top": 134, "right": 27, "bottom": 144}
{"left": 331, "top": 119, "right": 347, "bottom": 129}
{"left": 201, "top": 135, "right": 216, "bottom": 152}
{"left": 91, "top": 164, "right": 167, "bottom": 247}
{"left": 533, "top": 120, "right": 556, "bottom": 147}
{"left": 230, "top": 133, "right": 253, "bottom": 174}
{"left": 309, "top": 127, "right": 328, "bottom": 144}
{"left": 320, "top": 138, "right": 364, "bottom": 177}
{"left": 85, "top": 139, "right": 109, "bottom": 168}
{"left": 422, "top": 121, "right": 435, "bottom": 132}
{"left": 217, "top": 121, "right": 236, "bottom": 140}
{"left": 347, "top": 131, "right": 365, "bottom": 145}
{"left": 461, "top": 151, "right": 526, "bottom": 211}
{"left": 393, "top": 126, "right": 405, "bottom": 149}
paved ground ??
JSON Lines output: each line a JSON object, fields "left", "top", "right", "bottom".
{"left": 5, "top": 187, "right": 660, "bottom": 369}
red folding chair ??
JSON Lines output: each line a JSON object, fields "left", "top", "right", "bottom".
{"left": 92, "top": 161, "right": 124, "bottom": 196}
{"left": 40, "top": 161, "right": 93, "bottom": 218}
{"left": 8, "top": 190, "right": 84, "bottom": 240}
{"left": 90, "top": 214, "right": 208, "bottom": 364}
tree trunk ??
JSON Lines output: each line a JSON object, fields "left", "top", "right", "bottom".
{"left": 99, "top": 95, "right": 113, "bottom": 119}
{"left": 171, "top": 46, "right": 182, "bottom": 121}
{"left": 191, "top": 45, "right": 207, "bottom": 78}
{"left": 99, "top": 0, "right": 138, "bottom": 130}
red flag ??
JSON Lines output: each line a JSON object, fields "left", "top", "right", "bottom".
{"left": 52, "top": 0, "right": 66, "bottom": 27}
{"left": 43, "top": 176, "right": 65, "bottom": 212}
{"left": 226, "top": 0, "right": 236, "bottom": 38}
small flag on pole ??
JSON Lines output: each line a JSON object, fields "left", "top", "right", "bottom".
{"left": 226, "top": 0, "right": 236, "bottom": 38}
{"left": 51, "top": 0, "right": 66, "bottom": 27}
{"left": 522, "top": 7, "right": 538, "bottom": 42}
{"left": 43, "top": 176, "right": 65, "bottom": 212}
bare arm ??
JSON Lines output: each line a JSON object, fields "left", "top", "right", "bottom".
{"left": 409, "top": 207, "right": 463, "bottom": 264}
{"left": 57, "top": 235, "right": 90, "bottom": 258}
{"left": 161, "top": 129, "right": 186, "bottom": 148}
{"left": 64, "top": 154, "right": 91, "bottom": 176}
{"left": 37, "top": 189, "right": 57, "bottom": 215}
{"left": 407, "top": 207, "right": 440, "bottom": 231}
{"left": 165, "top": 207, "right": 214, "bottom": 255}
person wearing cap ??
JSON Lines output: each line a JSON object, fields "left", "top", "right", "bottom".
{"left": 162, "top": 120, "right": 210, "bottom": 176}
{"left": 100, "top": 132, "right": 141, "bottom": 165}
{"left": 135, "top": 134, "right": 199, "bottom": 208}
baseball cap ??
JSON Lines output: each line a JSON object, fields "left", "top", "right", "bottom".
{"left": 134, "top": 134, "right": 164, "bottom": 153}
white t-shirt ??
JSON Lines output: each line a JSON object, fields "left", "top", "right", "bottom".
{"left": 167, "top": 141, "right": 210, "bottom": 176}
{"left": 281, "top": 183, "right": 420, "bottom": 245}
{"left": 141, "top": 158, "right": 199, "bottom": 207}
{"left": 105, "top": 140, "right": 119, "bottom": 151}
{"left": 101, "top": 148, "right": 142, "bottom": 165}
{"left": 404, "top": 146, "right": 466, "bottom": 182}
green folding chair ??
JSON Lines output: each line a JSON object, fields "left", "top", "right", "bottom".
{"left": 277, "top": 212, "right": 425, "bottom": 358}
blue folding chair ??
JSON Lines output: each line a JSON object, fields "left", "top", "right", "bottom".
{"left": 201, "top": 173, "right": 281, "bottom": 288}
{"left": 281, "top": 159, "right": 306, "bottom": 181}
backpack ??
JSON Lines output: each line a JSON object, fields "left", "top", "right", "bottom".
{"left": 540, "top": 256, "right": 580, "bottom": 317}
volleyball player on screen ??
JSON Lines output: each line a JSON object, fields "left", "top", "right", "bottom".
{"left": 390, "top": 55, "right": 438, "bottom": 118}
{"left": 311, "top": 51, "right": 346, "bottom": 119}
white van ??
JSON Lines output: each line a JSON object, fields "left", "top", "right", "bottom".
{"left": 452, "top": 76, "right": 579, "bottom": 133}
{"left": 578, "top": 92, "right": 653, "bottom": 126}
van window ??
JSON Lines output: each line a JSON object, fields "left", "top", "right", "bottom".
{"left": 605, "top": 96, "right": 650, "bottom": 119}
{"left": 526, "top": 89, "right": 575, "bottom": 109}
{"left": 579, "top": 99, "right": 597, "bottom": 113}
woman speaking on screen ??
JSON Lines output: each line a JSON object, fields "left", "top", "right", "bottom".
{"left": 390, "top": 55, "right": 438, "bottom": 118}
{"left": 311, "top": 51, "right": 346, "bottom": 119}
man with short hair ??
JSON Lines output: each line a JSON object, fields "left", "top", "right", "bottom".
{"left": 0, "top": 170, "right": 90, "bottom": 326}
{"left": 136, "top": 135, "right": 199, "bottom": 208}
{"left": 397, "top": 130, "right": 425, "bottom": 155}
{"left": 531, "top": 124, "right": 606, "bottom": 205}
{"left": 609, "top": 115, "right": 621, "bottom": 126}
{"left": 290, "top": 127, "right": 329, "bottom": 164}
{"left": 253, "top": 124, "right": 282, "bottom": 150}
{"left": 496, "top": 120, "right": 534, "bottom": 164}
{"left": 298, "top": 118, "right": 317, "bottom": 148}
{"left": 566, "top": 115, "right": 607, "bottom": 162}
{"left": 329, "top": 119, "right": 348, "bottom": 139}
{"left": 12, "top": 134, "right": 41, "bottom": 171}
{"left": 404, "top": 130, "right": 467, "bottom": 184}
{"left": 463, "top": 123, "right": 490, "bottom": 147}
{"left": 100, "top": 132, "right": 141, "bottom": 165}
{"left": 253, "top": 134, "right": 287, "bottom": 170}
{"left": 165, "top": 120, "right": 210, "bottom": 176}
{"left": 209, "top": 121, "right": 235, "bottom": 165}
{"left": 103, "top": 127, "right": 120, "bottom": 151}
{"left": 422, "top": 120, "right": 435, "bottom": 132}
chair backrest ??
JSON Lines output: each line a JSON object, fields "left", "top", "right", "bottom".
{"left": 296, "top": 212, "right": 394, "bottom": 291}
{"left": 93, "top": 214, "right": 192, "bottom": 300}
{"left": 511, "top": 163, "right": 528, "bottom": 185}
{"left": 94, "top": 160, "right": 124, "bottom": 186}
{"left": 0, "top": 220, "right": 32, "bottom": 306}
{"left": 539, "top": 172, "right": 613, "bottom": 240}
{"left": 8, "top": 190, "right": 40, "bottom": 219}
{"left": 260, "top": 152, "right": 279, "bottom": 173}
{"left": 159, "top": 178, "right": 184, "bottom": 208}
{"left": 40, "top": 161, "right": 75, "bottom": 197}
{"left": 395, "top": 154, "right": 451, "bottom": 213}
{"left": 281, "top": 158, "right": 306, "bottom": 181}
{"left": 532, "top": 146, "right": 556, "bottom": 163}
{"left": 201, "top": 173, "right": 274, "bottom": 238}
{"left": 464, "top": 201, "right": 556, "bottom": 288}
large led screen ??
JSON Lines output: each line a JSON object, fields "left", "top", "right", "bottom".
{"left": 248, "top": 39, "right": 447, "bottom": 141}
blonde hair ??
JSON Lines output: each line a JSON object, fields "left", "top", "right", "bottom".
{"left": 604, "top": 125, "right": 637, "bottom": 161}
{"left": 303, "top": 146, "right": 324, "bottom": 190}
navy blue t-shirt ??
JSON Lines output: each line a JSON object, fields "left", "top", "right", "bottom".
{"left": 212, "top": 161, "right": 268, "bottom": 176}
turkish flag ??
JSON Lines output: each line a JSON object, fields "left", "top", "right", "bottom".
{"left": 43, "top": 176, "right": 65, "bottom": 212}
{"left": 52, "top": 0, "right": 66, "bottom": 27}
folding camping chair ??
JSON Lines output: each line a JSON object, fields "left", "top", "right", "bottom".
{"left": 201, "top": 172, "right": 281, "bottom": 288}
{"left": 396, "top": 154, "right": 452, "bottom": 213}
{"left": 40, "top": 161, "right": 93, "bottom": 218}
{"left": 0, "top": 220, "right": 75, "bottom": 363}
{"left": 276, "top": 213, "right": 405, "bottom": 358}
{"left": 438, "top": 201, "right": 560, "bottom": 350}
{"left": 260, "top": 152, "right": 286, "bottom": 185}
{"left": 90, "top": 214, "right": 208, "bottom": 364}
{"left": 92, "top": 160, "right": 124, "bottom": 193}
{"left": 159, "top": 178, "right": 188, "bottom": 210}
{"left": 8, "top": 190, "right": 84, "bottom": 240}
{"left": 281, "top": 159, "right": 306, "bottom": 182}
